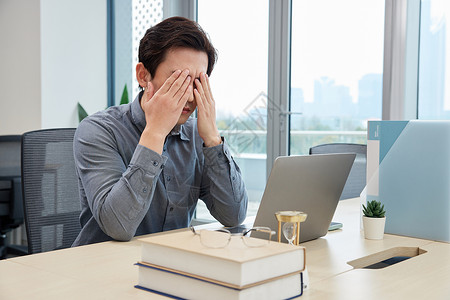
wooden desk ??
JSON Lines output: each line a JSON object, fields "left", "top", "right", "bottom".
{"left": 301, "top": 199, "right": 450, "bottom": 300}
{"left": 1, "top": 198, "right": 449, "bottom": 299}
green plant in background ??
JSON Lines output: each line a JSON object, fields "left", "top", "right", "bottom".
{"left": 77, "top": 102, "right": 89, "bottom": 123}
{"left": 78, "top": 84, "right": 130, "bottom": 122}
{"left": 120, "top": 84, "right": 129, "bottom": 105}
{"left": 362, "top": 200, "right": 386, "bottom": 218}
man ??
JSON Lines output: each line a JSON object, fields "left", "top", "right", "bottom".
{"left": 72, "top": 17, "right": 248, "bottom": 246}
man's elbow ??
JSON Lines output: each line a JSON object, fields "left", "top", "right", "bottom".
{"left": 220, "top": 202, "right": 248, "bottom": 227}
{"left": 105, "top": 229, "right": 134, "bottom": 242}
{"left": 100, "top": 219, "right": 135, "bottom": 242}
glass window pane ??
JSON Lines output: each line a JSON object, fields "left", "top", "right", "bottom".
{"left": 197, "top": 0, "right": 269, "bottom": 219}
{"left": 418, "top": 0, "right": 450, "bottom": 119}
{"left": 290, "top": 0, "right": 385, "bottom": 155}
{"left": 113, "top": 0, "right": 163, "bottom": 106}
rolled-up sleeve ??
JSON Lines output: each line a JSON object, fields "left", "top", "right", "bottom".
{"left": 200, "top": 138, "right": 248, "bottom": 226}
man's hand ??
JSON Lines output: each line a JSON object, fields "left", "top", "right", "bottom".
{"left": 194, "top": 72, "right": 221, "bottom": 147}
{"left": 139, "top": 69, "right": 192, "bottom": 154}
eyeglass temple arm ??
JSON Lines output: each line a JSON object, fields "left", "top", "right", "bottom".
{"left": 243, "top": 227, "right": 276, "bottom": 237}
{"left": 190, "top": 226, "right": 197, "bottom": 234}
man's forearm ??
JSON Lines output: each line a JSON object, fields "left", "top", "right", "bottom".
{"left": 77, "top": 140, "right": 166, "bottom": 241}
{"left": 139, "top": 128, "right": 166, "bottom": 155}
{"left": 201, "top": 141, "right": 248, "bottom": 226}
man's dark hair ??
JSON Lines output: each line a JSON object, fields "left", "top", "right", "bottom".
{"left": 139, "top": 16, "right": 217, "bottom": 80}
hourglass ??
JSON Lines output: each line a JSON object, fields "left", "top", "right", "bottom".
{"left": 275, "top": 211, "right": 307, "bottom": 245}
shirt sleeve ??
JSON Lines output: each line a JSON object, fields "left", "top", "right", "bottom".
{"left": 200, "top": 137, "right": 248, "bottom": 226}
{"left": 74, "top": 119, "right": 167, "bottom": 241}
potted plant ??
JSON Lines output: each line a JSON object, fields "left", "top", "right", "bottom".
{"left": 362, "top": 200, "right": 386, "bottom": 240}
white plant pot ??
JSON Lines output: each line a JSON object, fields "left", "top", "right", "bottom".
{"left": 362, "top": 216, "right": 386, "bottom": 240}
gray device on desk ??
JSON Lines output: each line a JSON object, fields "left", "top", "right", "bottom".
{"left": 252, "top": 154, "right": 355, "bottom": 243}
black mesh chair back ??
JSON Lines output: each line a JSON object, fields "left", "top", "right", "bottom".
{"left": 0, "top": 135, "right": 27, "bottom": 258}
{"left": 309, "top": 143, "right": 367, "bottom": 200}
{"left": 21, "top": 128, "right": 81, "bottom": 254}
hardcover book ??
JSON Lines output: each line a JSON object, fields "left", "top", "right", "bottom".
{"left": 135, "top": 261, "right": 303, "bottom": 300}
{"left": 137, "top": 229, "right": 305, "bottom": 286}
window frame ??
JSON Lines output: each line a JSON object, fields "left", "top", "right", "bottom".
{"left": 165, "top": 0, "right": 414, "bottom": 176}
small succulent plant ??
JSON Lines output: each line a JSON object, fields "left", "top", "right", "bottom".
{"left": 362, "top": 200, "right": 386, "bottom": 218}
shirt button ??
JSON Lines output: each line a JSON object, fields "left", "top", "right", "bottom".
{"left": 166, "top": 176, "right": 171, "bottom": 182}
{"left": 232, "top": 176, "right": 236, "bottom": 181}
{"left": 143, "top": 187, "right": 148, "bottom": 193}
{"left": 152, "top": 161, "right": 159, "bottom": 166}
{"left": 169, "top": 207, "right": 174, "bottom": 212}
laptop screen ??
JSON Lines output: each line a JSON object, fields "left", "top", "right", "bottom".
{"left": 252, "top": 153, "right": 355, "bottom": 243}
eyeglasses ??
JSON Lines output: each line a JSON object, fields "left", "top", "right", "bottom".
{"left": 190, "top": 226, "right": 276, "bottom": 248}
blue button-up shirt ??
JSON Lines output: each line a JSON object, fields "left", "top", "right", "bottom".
{"left": 72, "top": 94, "right": 248, "bottom": 246}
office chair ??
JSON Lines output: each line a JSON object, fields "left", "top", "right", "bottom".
{"left": 21, "top": 128, "right": 81, "bottom": 254}
{"left": 0, "top": 135, "right": 28, "bottom": 259}
{"left": 309, "top": 143, "right": 367, "bottom": 200}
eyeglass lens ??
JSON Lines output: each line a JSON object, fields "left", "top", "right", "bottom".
{"left": 199, "top": 229, "right": 231, "bottom": 248}
{"left": 242, "top": 227, "right": 272, "bottom": 247}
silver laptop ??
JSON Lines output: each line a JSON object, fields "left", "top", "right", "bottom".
{"left": 251, "top": 153, "right": 355, "bottom": 243}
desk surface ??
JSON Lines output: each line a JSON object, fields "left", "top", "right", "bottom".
{"left": 1, "top": 198, "right": 449, "bottom": 300}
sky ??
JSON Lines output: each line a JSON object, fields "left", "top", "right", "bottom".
{"left": 428, "top": 0, "right": 450, "bottom": 109}
{"left": 198, "top": 0, "right": 269, "bottom": 116}
{"left": 198, "top": 0, "right": 385, "bottom": 116}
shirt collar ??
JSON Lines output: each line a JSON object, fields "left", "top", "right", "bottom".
{"left": 131, "top": 92, "right": 146, "bottom": 132}
{"left": 131, "top": 91, "right": 190, "bottom": 141}
{"left": 169, "top": 124, "right": 190, "bottom": 141}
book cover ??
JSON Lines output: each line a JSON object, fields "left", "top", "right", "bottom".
{"left": 137, "top": 229, "right": 306, "bottom": 286}
{"left": 135, "top": 262, "right": 303, "bottom": 300}
{"left": 367, "top": 120, "right": 450, "bottom": 242}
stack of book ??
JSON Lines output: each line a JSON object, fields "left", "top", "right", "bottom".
{"left": 134, "top": 229, "right": 306, "bottom": 299}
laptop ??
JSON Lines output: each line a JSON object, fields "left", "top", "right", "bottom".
{"left": 230, "top": 153, "right": 355, "bottom": 243}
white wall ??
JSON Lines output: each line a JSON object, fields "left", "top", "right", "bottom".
{"left": 40, "top": 0, "right": 107, "bottom": 128}
{"left": 0, "top": 0, "right": 107, "bottom": 135}
{"left": 0, "top": 0, "right": 41, "bottom": 135}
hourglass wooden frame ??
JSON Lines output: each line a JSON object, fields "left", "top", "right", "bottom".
{"left": 275, "top": 211, "right": 307, "bottom": 245}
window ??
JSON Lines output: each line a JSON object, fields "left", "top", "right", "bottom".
{"left": 111, "top": 0, "right": 163, "bottom": 106}
{"left": 418, "top": 0, "right": 450, "bottom": 119}
{"left": 109, "top": 0, "right": 388, "bottom": 222}
{"left": 197, "top": 0, "right": 269, "bottom": 219}
{"left": 289, "top": 0, "right": 385, "bottom": 154}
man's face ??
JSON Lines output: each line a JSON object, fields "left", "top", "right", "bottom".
{"left": 150, "top": 48, "right": 208, "bottom": 125}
